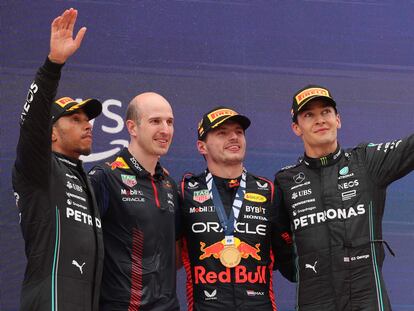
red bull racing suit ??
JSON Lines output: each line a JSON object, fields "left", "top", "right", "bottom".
{"left": 12, "top": 58, "right": 104, "bottom": 310}
{"left": 274, "top": 137, "right": 414, "bottom": 311}
{"left": 89, "top": 148, "right": 180, "bottom": 311}
{"left": 180, "top": 171, "right": 292, "bottom": 311}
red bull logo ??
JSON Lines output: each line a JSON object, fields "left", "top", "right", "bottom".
{"left": 199, "top": 238, "right": 261, "bottom": 261}
{"left": 199, "top": 241, "right": 225, "bottom": 260}
{"left": 194, "top": 265, "right": 267, "bottom": 284}
{"left": 238, "top": 241, "right": 261, "bottom": 260}
{"left": 109, "top": 157, "right": 130, "bottom": 170}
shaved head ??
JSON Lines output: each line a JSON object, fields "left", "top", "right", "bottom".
{"left": 126, "top": 92, "right": 171, "bottom": 125}
{"left": 125, "top": 92, "right": 174, "bottom": 165}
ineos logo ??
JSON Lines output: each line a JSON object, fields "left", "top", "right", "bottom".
{"left": 338, "top": 180, "right": 359, "bottom": 190}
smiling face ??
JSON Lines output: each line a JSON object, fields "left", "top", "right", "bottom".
{"left": 292, "top": 99, "right": 341, "bottom": 158}
{"left": 52, "top": 109, "right": 93, "bottom": 158}
{"left": 127, "top": 93, "right": 174, "bottom": 158}
{"left": 198, "top": 120, "right": 246, "bottom": 167}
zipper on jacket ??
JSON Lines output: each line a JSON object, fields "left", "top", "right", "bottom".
{"left": 150, "top": 178, "right": 161, "bottom": 208}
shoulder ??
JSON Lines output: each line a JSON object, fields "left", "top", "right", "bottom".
{"left": 179, "top": 171, "right": 207, "bottom": 196}
{"left": 246, "top": 173, "right": 274, "bottom": 189}
{"left": 88, "top": 152, "right": 127, "bottom": 181}
{"left": 275, "top": 161, "right": 303, "bottom": 179}
{"left": 245, "top": 173, "right": 274, "bottom": 203}
{"left": 162, "top": 173, "right": 178, "bottom": 190}
{"left": 180, "top": 171, "right": 205, "bottom": 185}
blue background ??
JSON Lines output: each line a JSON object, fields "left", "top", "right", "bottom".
{"left": 1, "top": 1, "right": 413, "bottom": 310}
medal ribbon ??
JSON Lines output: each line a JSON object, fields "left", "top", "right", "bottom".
{"left": 205, "top": 169, "right": 246, "bottom": 236}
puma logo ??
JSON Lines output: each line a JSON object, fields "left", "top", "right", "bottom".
{"left": 72, "top": 260, "right": 86, "bottom": 274}
{"left": 305, "top": 261, "right": 318, "bottom": 274}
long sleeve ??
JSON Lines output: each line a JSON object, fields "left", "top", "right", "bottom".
{"left": 14, "top": 58, "right": 64, "bottom": 186}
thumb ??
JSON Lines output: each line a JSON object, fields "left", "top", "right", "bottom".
{"left": 74, "top": 26, "right": 87, "bottom": 49}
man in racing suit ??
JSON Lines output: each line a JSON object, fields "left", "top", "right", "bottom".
{"left": 12, "top": 9, "right": 104, "bottom": 311}
{"left": 274, "top": 85, "right": 414, "bottom": 310}
{"left": 179, "top": 107, "right": 294, "bottom": 311}
{"left": 89, "top": 92, "right": 180, "bottom": 310}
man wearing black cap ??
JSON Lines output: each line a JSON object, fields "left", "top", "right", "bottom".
{"left": 12, "top": 9, "right": 103, "bottom": 311}
{"left": 274, "top": 85, "right": 414, "bottom": 310}
{"left": 179, "top": 107, "right": 294, "bottom": 311}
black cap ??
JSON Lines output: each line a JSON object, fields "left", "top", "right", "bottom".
{"left": 51, "top": 97, "right": 102, "bottom": 123}
{"left": 197, "top": 106, "right": 251, "bottom": 140}
{"left": 291, "top": 85, "right": 337, "bottom": 121}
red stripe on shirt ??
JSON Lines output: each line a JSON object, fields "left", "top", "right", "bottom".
{"left": 182, "top": 238, "right": 194, "bottom": 311}
{"left": 128, "top": 228, "right": 144, "bottom": 311}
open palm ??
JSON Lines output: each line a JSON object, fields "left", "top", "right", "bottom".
{"left": 49, "top": 8, "right": 86, "bottom": 64}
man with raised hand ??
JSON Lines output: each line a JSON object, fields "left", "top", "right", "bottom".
{"left": 274, "top": 85, "right": 414, "bottom": 310}
{"left": 12, "top": 8, "right": 104, "bottom": 311}
{"left": 89, "top": 92, "right": 180, "bottom": 311}
{"left": 179, "top": 107, "right": 293, "bottom": 311}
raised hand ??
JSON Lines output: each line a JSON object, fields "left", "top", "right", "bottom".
{"left": 48, "top": 8, "right": 86, "bottom": 64}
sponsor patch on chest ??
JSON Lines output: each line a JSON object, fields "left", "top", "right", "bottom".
{"left": 121, "top": 174, "right": 137, "bottom": 187}
{"left": 193, "top": 190, "right": 210, "bottom": 203}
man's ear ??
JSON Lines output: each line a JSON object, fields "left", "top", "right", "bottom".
{"left": 126, "top": 119, "right": 137, "bottom": 137}
{"left": 51, "top": 125, "right": 58, "bottom": 142}
{"left": 291, "top": 122, "right": 302, "bottom": 137}
{"left": 336, "top": 113, "right": 341, "bottom": 129}
{"left": 197, "top": 140, "right": 207, "bottom": 155}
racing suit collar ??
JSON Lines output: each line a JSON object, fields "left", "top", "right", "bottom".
{"left": 120, "top": 147, "right": 165, "bottom": 179}
{"left": 301, "top": 144, "right": 342, "bottom": 168}
{"left": 53, "top": 151, "right": 83, "bottom": 169}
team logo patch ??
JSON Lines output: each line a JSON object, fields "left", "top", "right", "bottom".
{"left": 244, "top": 192, "right": 267, "bottom": 203}
{"left": 339, "top": 166, "right": 349, "bottom": 175}
{"left": 121, "top": 174, "right": 137, "bottom": 187}
{"left": 204, "top": 289, "right": 217, "bottom": 300}
{"left": 256, "top": 181, "right": 268, "bottom": 190}
{"left": 187, "top": 181, "right": 199, "bottom": 189}
{"left": 110, "top": 157, "right": 130, "bottom": 170}
{"left": 293, "top": 172, "right": 305, "bottom": 184}
{"left": 193, "top": 190, "right": 210, "bottom": 203}
{"left": 163, "top": 180, "right": 173, "bottom": 189}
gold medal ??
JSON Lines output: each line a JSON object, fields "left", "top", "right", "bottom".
{"left": 220, "top": 245, "right": 241, "bottom": 268}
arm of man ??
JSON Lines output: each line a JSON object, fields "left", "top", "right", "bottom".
{"left": 88, "top": 165, "right": 110, "bottom": 217}
{"left": 14, "top": 8, "right": 87, "bottom": 186}
{"left": 175, "top": 181, "right": 185, "bottom": 270}
{"left": 363, "top": 134, "right": 414, "bottom": 186}
{"left": 176, "top": 239, "right": 183, "bottom": 270}
{"left": 271, "top": 179, "right": 297, "bottom": 282}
